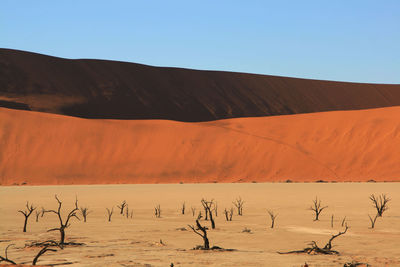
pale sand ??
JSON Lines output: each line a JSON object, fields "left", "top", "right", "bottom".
{"left": 1, "top": 183, "right": 399, "bottom": 266}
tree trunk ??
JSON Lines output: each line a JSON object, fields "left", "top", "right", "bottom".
{"left": 60, "top": 228, "right": 65, "bottom": 244}
{"left": 23, "top": 216, "right": 28, "bottom": 232}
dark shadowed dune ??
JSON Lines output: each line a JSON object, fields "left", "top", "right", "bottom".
{"left": 1, "top": 48, "right": 400, "bottom": 122}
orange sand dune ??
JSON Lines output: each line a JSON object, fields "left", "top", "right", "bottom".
{"left": 0, "top": 106, "right": 399, "bottom": 185}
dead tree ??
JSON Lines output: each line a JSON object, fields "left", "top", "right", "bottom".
{"left": 268, "top": 210, "right": 277, "bottom": 228}
{"left": 224, "top": 207, "right": 234, "bottom": 221}
{"left": 117, "top": 200, "right": 127, "bottom": 215}
{"left": 35, "top": 210, "right": 41, "bottom": 222}
{"left": 191, "top": 207, "right": 196, "bottom": 217}
{"left": 201, "top": 199, "right": 215, "bottom": 229}
{"left": 44, "top": 195, "right": 80, "bottom": 245}
{"left": 181, "top": 202, "right": 186, "bottom": 215}
{"left": 309, "top": 197, "right": 327, "bottom": 221}
{"left": 125, "top": 205, "right": 133, "bottom": 219}
{"left": 18, "top": 201, "right": 36, "bottom": 232}
{"left": 278, "top": 225, "right": 349, "bottom": 255}
{"left": 331, "top": 214, "right": 334, "bottom": 228}
{"left": 370, "top": 194, "right": 390, "bottom": 217}
{"left": 0, "top": 244, "right": 16, "bottom": 265}
{"left": 341, "top": 216, "right": 346, "bottom": 227}
{"left": 106, "top": 207, "right": 114, "bottom": 222}
{"left": 368, "top": 214, "right": 378, "bottom": 229}
{"left": 233, "top": 197, "right": 244, "bottom": 216}
{"left": 188, "top": 219, "right": 210, "bottom": 249}
{"left": 214, "top": 202, "right": 218, "bottom": 217}
{"left": 32, "top": 242, "right": 61, "bottom": 265}
{"left": 79, "top": 207, "right": 91, "bottom": 222}
{"left": 155, "top": 204, "right": 161, "bottom": 218}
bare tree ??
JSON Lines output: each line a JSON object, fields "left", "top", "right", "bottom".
{"left": 18, "top": 201, "right": 36, "bottom": 232}
{"left": 155, "top": 204, "right": 161, "bottom": 218}
{"left": 106, "top": 207, "right": 114, "bottom": 222}
{"left": 44, "top": 195, "right": 80, "bottom": 245}
{"left": 214, "top": 202, "right": 218, "bottom": 217}
{"left": 331, "top": 214, "right": 334, "bottom": 228}
{"left": 268, "top": 210, "right": 277, "bottom": 228}
{"left": 188, "top": 220, "right": 210, "bottom": 249}
{"left": 35, "top": 210, "right": 41, "bottom": 222}
{"left": 0, "top": 244, "right": 16, "bottom": 265}
{"left": 370, "top": 194, "right": 390, "bottom": 217}
{"left": 341, "top": 216, "right": 346, "bottom": 227}
{"left": 117, "top": 200, "right": 127, "bottom": 215}
{"left": 233, "top": 197, "right": 244, "bottom": 216}
{"left": 309, "top": 197, "right": 327, "bottom": 221}
{"left": 224, "top": 207, "right": 233, "bottom": 221}
{"left": 125, "top": 205, "right": 133, "bottom": 219}
{"left": 368, "top": 214, "right": 378, "bottom": 229}
{"left": 181, "top": 202, "right": 186, "bottom": 215}
{"left": 201, "top": 199, "right": 215, "bottom": 229}
{"left": 80, "top": 207, "right": 91, "bottom": 222}
{"left": 191, "top": 207, "right": 196, "bottom": 217}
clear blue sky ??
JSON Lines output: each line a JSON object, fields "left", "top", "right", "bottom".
{"left": 2, "top": 1, "right": 399, "bottom": 83}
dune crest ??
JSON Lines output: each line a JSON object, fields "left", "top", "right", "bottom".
{"left": 1, "top": 48, "right": 400, "bottom": 122}
{"left": 1, "top": 106, "right": 399, "bottom": 185}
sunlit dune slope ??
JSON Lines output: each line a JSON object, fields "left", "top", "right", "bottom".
{"left": 1, "top": 106, "right": 400, "bottom": 185}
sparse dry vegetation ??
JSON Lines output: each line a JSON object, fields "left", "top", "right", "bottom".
{"left": 309, "top": 197, "right": 328, "bottom": 221}
{"left": 369, "top": 194, "right": 390, "bottom": 217}
{"left": 233, "top": 197, "right": 244, "bottom": 216}
{"left": 268, "top": 210, "right": 278, "bottom": 228}
{"left": 18, "top": 201, "right": 36, "bottom": 232}
{"left": 44, "top": 195, "right": 80, "bottom": 245}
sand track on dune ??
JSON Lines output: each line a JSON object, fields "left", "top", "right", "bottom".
{"left": 1, "top": 106, "right": 400, "bottom": 185}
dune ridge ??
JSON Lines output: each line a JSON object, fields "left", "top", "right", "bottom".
{"left": 1, "top": 106, "right": 400, "bottom": 185}
{"left": 1, "top": 48, "right": 400, "bottom": 122}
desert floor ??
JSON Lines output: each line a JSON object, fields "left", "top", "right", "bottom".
{"left": 1, "top": 183, "right": 399, "bottom": 266}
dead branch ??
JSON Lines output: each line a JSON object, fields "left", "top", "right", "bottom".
{"left": 0, "top": 244, "right": 16, "bottom": 265}
{"left": 368, "top": 214, "right": 378, "bottom": 229}
{"left": 155, "top": 204, "right": 161, "bottom": 218}
{"left": 117, "top": 200, "right": 127, "bottom": 215}
{"left": 278, "top": 225, "right": 349, "bottom": 255}
{"left": 224, "top": 208, "right": 233, "bottom": 221}
{"left": 323, "top": 224, "right": 349, "bottom": 250}
{"left": 233, "top": 197, "right": 244, "bottom": 216}
{"left": 80, "top": 207, "right": 91, "bottom": 222}
{"left": 214, "top": 202, "right": 218, "bottom": 217}
{"left": 35, "top": 210, "right": 41, "bottom": 222}
{"left": 341, "top": 216, "right": 346, "bottom": 227}
{"left": 201, "top": 199, "right": 215, "bottom": 229}
{"left": 44, "top": 195, "right": 80, "bottom": 245}
{"left": 191, "top": 207, "right": 196, "bottom": 217}
{"left": 32, "top": 242, "right": 61, "bottom": 265}
{"left": 106, "top": 207, "right": 114, "bottom": 222}
{"left": 181, "top": 202, "right": 186, "bottom": 215}
{"left": 369, "top": 194, "right": 390, "bottom": 217}
{"left": 188, "top": 219, "right": 210, "bottom": 249}
{"left": 268, "top": 210, "right": 277, "bottom": 228}
{"left": 18, "top": 201, "right": 36, "bottom": 232}
{"left": 309, "top": 197, "right": 327, "bottom": 221}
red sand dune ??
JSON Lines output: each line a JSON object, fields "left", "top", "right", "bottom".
{"left": 1, "top": 106, "right": 399, "bottom": 185}
{"left": 1, "top": 48, "right": 400, "bottom": 122}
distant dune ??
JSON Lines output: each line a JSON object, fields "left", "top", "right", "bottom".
{"left": 1, "top": 106, "right": 399, "bottom": 185}
{"left": 1, "top": 48, "right": 400, "bottom": 122}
